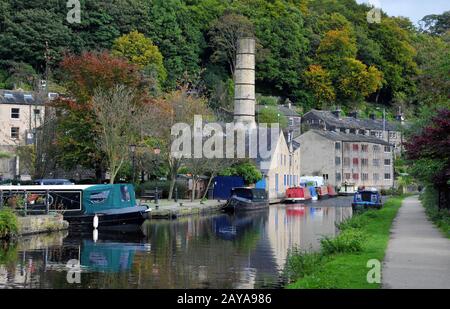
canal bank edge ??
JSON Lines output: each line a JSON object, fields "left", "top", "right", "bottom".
{"left": 286, "top": 195, "right": 405, "bottom": 289}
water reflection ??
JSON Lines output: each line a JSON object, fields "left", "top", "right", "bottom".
{"left": 0, "top": 197, "right": 353, "bottom": 289}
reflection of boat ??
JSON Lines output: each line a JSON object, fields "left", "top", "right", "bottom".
{"left": 221, "top": 188, "right": 269, "bottom": 213}
{"left": 285, "top": 205, "right": 306, "bottom": 217}
{"left": 284, "top": 187, "right": 311, "bottom": 203}
{"left": 352, "top": 188, "right": 383, "bottom": 210}
{"left": 0, "top": 184, "right": 151, "bottom": 228}
{"left": 213, "top": 210, "right": 268, "bottom": 240}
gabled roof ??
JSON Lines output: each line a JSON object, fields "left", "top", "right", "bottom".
{"left": 295, "top": 129, "right": 392, "bottom": 146}
{"left": 303, "top": 109, "right": 400, "bottom": 131}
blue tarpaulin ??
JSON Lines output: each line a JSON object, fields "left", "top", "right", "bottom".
{"left": 213, "top": 176, "right": 245, "bottom": 199}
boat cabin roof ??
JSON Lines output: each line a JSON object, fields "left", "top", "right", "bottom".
{"left": 0, "top": 185, "right": 97, "bottom": 191}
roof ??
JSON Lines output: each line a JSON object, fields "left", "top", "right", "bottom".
{"left": 295, "top": 129, "right": 392, "bottom": 146}
{"left": 256, "top": 105, "right": 300, "bottom": 117}
{"left": 0, "top": 185, "right": 96, "bottom": 191}
{"left": 0, "top": 90, "right": 45, "bottom": 105}
{"left": 303, "top": 109, "right": 400, "bottom": 131}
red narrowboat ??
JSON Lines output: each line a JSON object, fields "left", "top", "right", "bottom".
{"left": 284, "top": 187, "right": 312, "bottom": 203}
{"left": 327, "top": 184, "right": 338, "bottom": 198}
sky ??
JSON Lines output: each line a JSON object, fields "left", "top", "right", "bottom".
{"left": 356, "top": 0, "right": 450, "bottom": 25}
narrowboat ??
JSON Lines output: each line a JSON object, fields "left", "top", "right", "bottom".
{"left": 221, "top": 187, "right": 269, "bottom": 213}
{"left": 339, "top": 182, "right": 358, "bottom": 196}
{"left": 0, "top": 184, "right": 151, "bottom": 228}
{"left": 284, "top": 187, "right": 311, "bottom": 203}
{"left": 316, "top": 186, "right": 329, "bottom": 199}
{"left": 308, "top": 186, "right": 318, "bottom": 201}
{"left": 352, "top": 188, "right": 383, "bottom": 210}
{"left": 327, "top": 185, "right": 338, "bottom": 198}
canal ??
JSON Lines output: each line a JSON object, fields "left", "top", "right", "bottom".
{"left": 0, "top": 197, "right": 353, "bottom": 288}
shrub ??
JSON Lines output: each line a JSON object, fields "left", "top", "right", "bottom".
{"left": 257, "top": 95, "right": 279, "bottom": 106}
{"left": 0, "top": 209, "right": 19, "bottom": 239}
{"left": 320, "top": 228, "right": 366, "bottom": 255}
{"left": 337, "top": 215, "right": 368, "bottom": 230}
{"left": 284, "top": 248, "right": 324, "bottom": 282}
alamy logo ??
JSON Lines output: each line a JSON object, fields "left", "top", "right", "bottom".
{"left": 67, "top": 0, "right": 81, "bottom": 24}
{"left": 367, "top": 259, "right": 381, "bottom": 284}
{"left": 66, "top": 259, "right": 81, "bottom": 284}
{"left": 367, "top": 0, "right": 382, "bottom": 24}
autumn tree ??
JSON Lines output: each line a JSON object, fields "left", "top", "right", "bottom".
{"left": 304, "top": 64, "right": 335, "bottom": 108}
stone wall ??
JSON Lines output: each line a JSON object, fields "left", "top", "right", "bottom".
{"left": 17, "top": 213, "right": 69, "bottom": 236}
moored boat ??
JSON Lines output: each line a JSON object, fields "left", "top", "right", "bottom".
{"left": 352, "top": 188, "right": 383, "bottom": 210}
{"left": 221, "top": 187, "right": 269, "bottom": 213}
{"left": 284, "top": 187, "right": 311, "bottom": 203}
{"left": 339, "top": 182, "right": 358, "bottom": 196}
{"left": 327, "top": 184, "right": 338, "bottom": 198}
{"left": 308, "top": 186, "right": 318, "bottom": 201}
{"left": 0, "top": 184, "right": 151, "bottom": 228}
{"left": 316, "top": 185, "right": 329, "bottom": 199}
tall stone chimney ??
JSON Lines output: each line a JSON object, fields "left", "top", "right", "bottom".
{"left": 234, "top": 37, "right": 256, "bottom": 127}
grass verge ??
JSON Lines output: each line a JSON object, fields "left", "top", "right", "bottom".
{"left": 420, "top": 187, "right": 450, "bottom": 239}
{"left": 285, "top": 196, "right": 405, "bottom": 289}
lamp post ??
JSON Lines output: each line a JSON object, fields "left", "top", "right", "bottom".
{"left": 129, "top": 144, "right": 137, "bottom": 183}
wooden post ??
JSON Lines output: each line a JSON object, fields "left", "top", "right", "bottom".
{"left": 24, "top": 191, "right": 28, "bottom": 216}
{"left": 46, "top": 190, "right": 50, "bottom": 214}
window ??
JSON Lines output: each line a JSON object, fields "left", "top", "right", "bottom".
{"left": 335, "top": 157, "right": 341, "bottom": 165}
{"left": 373, "top": 173, "right": 379, "bottom": 182}
{"left": 361, "top": 145, "right": 368, "bottom": 152}
{"left": 336, "top": 173, "right": 341, "bottom": 182}
{"left": 361, "top": 158, "right": 369, "bottom": 167}
{"left": 90, "top": 191, "right": 111, "bottom": 204}
{"left": 384, "top": 173, "right": 391, "bottom": 180}
{"left": 34, "top": 109, "right": 41, "bottom": 115}
{"left": 335, "top": 142, "right": 341, "bottom": 150}
{"left": 289, "top": 118, "right": 294, "bottom": 126}
{"left": 10, "top": 127, "right": 19, "bottom": 139}
{"left": 345, "top": 173, "right": 351, "bottom": 180}
{"left": 371, "top": 131, "right": 377, "bottom": 137}
{"left": 340, "top": 128, "right": 346, "bottom": 133}
{"left": 11, "top": 108, "right": 20, "bottom": 119}
{"left": 350, "top": 129, "right": 356, "bottom": 134}
{"left": 275, "top": 174, "right": 279, "bottom": 192}
{"left": 343, "top": 157, "right": 350, "bottom": 167}
{"left": 344, "top": 143, "right": 351, "bottom": 151}
{"left": 361, "top": 173, "right": 369, "bottom": 181}
{"left": 384, "top": 159, "right": 391, "bottom": 166}
{"left": 373, "top": 159, "right": 380, "bottom": 167}
{"left": 322, "top": 174, "right": 329, "bottom": 181}
{"left": 284, "top": 175, "right": 287, "bottom": 186}
{"left": 352, "top": 144, "right": 359, "bottom": 151}
{"left": 384, "top": 146, "right": 391, "bottom": 153}
{"left": 353, "top": 158, "right": 359, "bottom": 166}
{"left": 373, "top": 145, "right": 380, "bottom": 153}
{"left": 353, "top": 173, "right": 359, "bottom": 180}
{"left": 120, "top": 185, "right": 131, "bottom": 202}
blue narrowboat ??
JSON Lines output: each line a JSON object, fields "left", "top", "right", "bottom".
{"left": 352, "top": 188, "right": 383, "bottom": 210}
{"left": 0, "top": 184, "right": 151, "bottom": 227}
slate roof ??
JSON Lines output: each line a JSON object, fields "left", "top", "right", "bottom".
{"left": 0, "top": 90, "right": 44, "bottom": 105}
{"left": 295, "top": 129, "right": 392, "bottom": 146}
{"left": 303, "top": 109, "right": 400, "bottom": 131}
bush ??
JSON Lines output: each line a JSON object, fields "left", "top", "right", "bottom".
{"left": 257, "top": 95, "right": 279, "bottom": 106}
{"left": 320, "top": 228, "right": 366, "bottom": 255}
{"left": 0, "top": 208, "right": 19, "bottom": 239}
{"left": 284, "top": 248, "right": 324, "bottom": 282}
{"left": 136, "top": 180, "right": 188, "bottom": 199}
{"left": 380, "top": 187, "right": 402, "bottom": 196}
{"left": 421, "top": 186, "right": 450, "bottom": 238}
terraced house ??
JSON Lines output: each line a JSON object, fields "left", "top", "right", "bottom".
{"left": 301, "top": 109, "right": 403, "bottom": 156}
{"left": 295, "top": 130, "right": 394, "bottom": 190}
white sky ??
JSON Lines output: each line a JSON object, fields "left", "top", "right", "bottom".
{"left": 356, "top": 0, "right": 450, "bottom": 24}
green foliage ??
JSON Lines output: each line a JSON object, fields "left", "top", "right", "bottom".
{"left": 220, "top": 161, "right": 262, "bottom": 185}
{"left": 257, "top": 106, "right": 288, "bottom": 129}
{"left": 257, "top": 95, "right": 278, "bottom": 106}
{"left": 421, "top": 186, "right": 450, "bottom": 238}
{"left": 0, "top": 209, "right": 19, "bottom": 239}
{"left": 284, "top": 249, "right": 325, "bottom": 282}
{"left": 320, "top": 228, "right": 366, "bottom": 255}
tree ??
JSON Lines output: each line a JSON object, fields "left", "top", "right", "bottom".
{"left": 112, "top": 30, "right": 167, "bottom": 87}
{"left": 91, "top": 85, "right": 150, "bottom": 184}
{"left": 420, "top": 11, "right": 450, "bottom": 36}
{"left": 209, "top": 12, "right": 255, "bottom": 76}
{"left": 220, "top": 161, "right": 262, "bottom": 186}
{"left": 304, "top": 64, "right": 335, "bottom": 108}
{"left": 55, "top": 52, "right": 146, "bottom": 182}
{"left": 317, "top": 28, "right": 357, "bottom": 68}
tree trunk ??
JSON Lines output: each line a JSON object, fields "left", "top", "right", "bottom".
{"left": 95, "top": 165, "right": 103, "bottom": 184}
{"left": 168, "top": 171, "right": 176, "bottom": 200}
{"left": 202, "top": 173, "right": 215, "bottom": 200}
{"left": 191, "top": 175, "right": 196, "bottom": 202}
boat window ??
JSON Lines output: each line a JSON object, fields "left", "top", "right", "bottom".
{"left": 90, "top": 191, "right": 110, "bottom": 204}
{"left": 232, "top": 189, "right": 252, "bottom": 200}
{"left": 120, "top": 185, "right": 131, "bottom": 202}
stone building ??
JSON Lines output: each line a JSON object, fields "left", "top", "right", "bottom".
{"left": 302, "top": 109, "right": 403, "bottom": 156}
{"left": 0, "top": 90, "right": 51, "bottom": 180}
{"left": 294, "top": 130, "right": 394, "bottom": 190}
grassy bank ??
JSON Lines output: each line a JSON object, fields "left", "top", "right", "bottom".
{"left": 420, "top": 187, "right": 450, "bottom": 239}
{"left": 285, "top": 196, "right": 405, "bottom": 289}
{"left": 0, "top": 208, "right": 18, "bottom": 239}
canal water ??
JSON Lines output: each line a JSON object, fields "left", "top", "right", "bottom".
{"left": 0, "top": 197, "right": 353, "bottom": 289}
